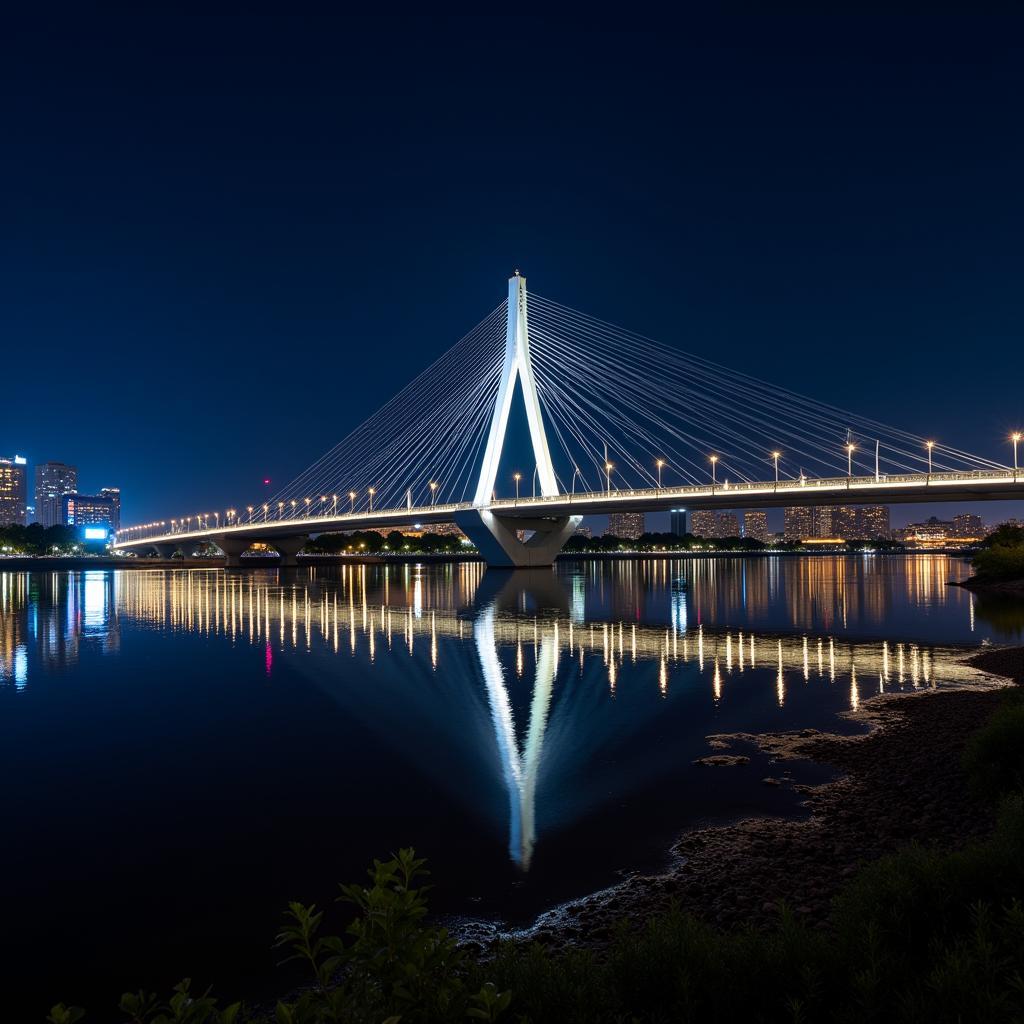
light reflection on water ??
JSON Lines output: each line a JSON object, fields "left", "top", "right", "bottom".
{"left": 0, "top": 555, "right": 1017, "bottom": 1010}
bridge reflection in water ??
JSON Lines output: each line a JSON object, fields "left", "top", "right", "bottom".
{"left": 3, "top": 556, "right": 1003, "bottom": 871}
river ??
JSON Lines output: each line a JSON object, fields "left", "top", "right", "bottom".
{"left": 0, "top": 554, "right": 1018, "bottom": 1012}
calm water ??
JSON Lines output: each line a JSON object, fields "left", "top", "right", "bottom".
{"left": 0, "top": 554, "right": 1018, "bottom": 1011}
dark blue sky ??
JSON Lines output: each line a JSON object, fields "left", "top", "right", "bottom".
{"left": 2, "top": 14, "right": 1022, "bottom": 528}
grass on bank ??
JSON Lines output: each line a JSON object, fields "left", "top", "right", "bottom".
{"left": 51, "top": 691, "right": 1024, "bottom": 1024}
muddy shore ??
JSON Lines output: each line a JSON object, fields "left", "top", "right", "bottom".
{"left": 468, "top": 662, "right": 1015, "bottom": 953}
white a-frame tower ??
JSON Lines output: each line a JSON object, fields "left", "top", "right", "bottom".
{"left": 474, "top": 272, "right": 559, "bottom": 506}
{"left": 456, "top": 273, "right": 580, "bottom": 568}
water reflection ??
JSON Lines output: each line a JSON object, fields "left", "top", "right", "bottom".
{"left": 0, "top": 557, "right": 1006, "bottom": 874}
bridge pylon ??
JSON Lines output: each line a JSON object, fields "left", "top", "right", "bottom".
{"left": 457, "top": 273, "right": 579, "bottom": 568}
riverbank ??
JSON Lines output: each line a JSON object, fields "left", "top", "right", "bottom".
{"left": 472, "top": 659, "right": 1015, "bottom": 954}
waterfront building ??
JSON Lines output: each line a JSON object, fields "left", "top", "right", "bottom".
{"left": 783, "top": 506, "right": 813, "bottom": 542}
{"left": 100, "top": 487, "right": 121, "bottom": 530}
{"left": 901, "top": 517, "right": 955, "bottom": 546}
{"left": 717, "top": 511, "right": 740, "bottom": 538}
{"left": 690, "top": 510, "right": 716, "bottom": 538}
{"left": 815, "top": 506, "right": 838, "bottom": 538}
{"left": 952, "top": 513, "right": 985, "bottom": 539}
{"left": 690, "top": 510, "right": 740, "bottom": 539}
{"left": 607, "top": 512, "right": 645, "bottom": 540}
{"left": 61, "top": 492, "right": 119, "bottom": 530}
{"left": 669, "top": 508, "right": 688, "bottom": 537}
{"left": 574, "top": 524, "right": 593, "bottom": 539}
{"left": 859, "top": 505, "right": 891, "bottom": 539}
{"left": 34, "top": 462, "right": 78, "bottom": 527}
{"left": 0, "top": 455, "right": 28, "bottom": 525}
{"left": 742, "top": 510, "right": 769, "bottom": 543}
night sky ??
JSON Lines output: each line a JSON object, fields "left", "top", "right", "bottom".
{"left": 2, "top": 14, "right": 1022, "bottom": 529}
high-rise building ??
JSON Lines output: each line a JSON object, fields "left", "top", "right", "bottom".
{"left": 783, "top": 506, "right": 813, "bottom": 541}
{"left": 690, "top": 510, "right": 740, "bottom": 539}
{"left": 952, "top": 513, "right": 984, "bottom": 540}
{"left": 34, "top": 462, "right": 79, "bottom": 527}
{"left": 859, "top": 506, "right": 891, "bottom": 539}
{"left": 669, "top": 508, "right": 688, "bottom": 537}
{"left": 690, "top": 510, "right": 716, "bottom": 538}
{"left": 0, "top": 455, "right": 28, "bottom": 525}
{"left": 717, "top": 511, "right": 740, "bottom": 538}
{"left": 99, "top": 487, "right": 121, "bottom": 530}
{"left": 815, "top": 506, "right": 838, "bottom": 538}
{"left": 742, "top": 510, "right": 769, "bottom": 543}
{"left": 831, "top": 506, "right": 859, "bottom": 539}
{"left": 607, "top": 512, "right": 645, "bottom": 540}
{"left": 61, "top": 492, "right": 119, "bottom": 530}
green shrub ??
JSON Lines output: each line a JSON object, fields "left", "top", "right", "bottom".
{"left": 963, "top": 690, "right": 1024, "bottom": 797}
{"left": 972, "top": 544, "right": 1024, "bottom": 581}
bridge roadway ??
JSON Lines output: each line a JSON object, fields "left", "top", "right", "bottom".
{"left": 114, "top": 468, "right": 1024, "bottom": 567}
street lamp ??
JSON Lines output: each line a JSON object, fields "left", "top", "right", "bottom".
{"left": 304, "top": 497, "right": 311, "bottom": 516}
{"left": 1012, "top": 432, "right": 1022, "bottom": 476}
{"left": 709, "top": 455, "right": 718, "bottom": 487}
{"left": 247, "top": 505, "right": 254, "bottom": 523}
{"left": 513, "top": 472, "right": 521, "bottom": 503}
{"left": 349, "top": 491, "right": 357, "bottom": 513}
{"left": 429, "top": 481, "right": 438, "bottom": 506}
{"left": 572, "top": 465, "right": 581, "bottom": 495}
{"left": 277, "top": 501, "right": 284, "bottom": 520}
{"left": 290, "top": 499, "right": 297, "bottom": 517}
{"left": 925, "top": 440, "right": 935, "bottom": 479}
{"left": 656, "top": 458, "right": 665, "bottom": 490}
{"left": 772, "top": 451, "right": 781, "bottom": 486}
{"left": 845, "top": 443, "right": 856, "bottom": 478}
{"left": 605, "top": 461, "right": 614, "bottom": 494}
{"left": 262, "top": 503, "right": 269, "bottom": 522}
{"left": 368, "top": 487, "right": 375, "bottom": 512}
{"left": 332, "top": 494, "right": 338, "bottom": 516}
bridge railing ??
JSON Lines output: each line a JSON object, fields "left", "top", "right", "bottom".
{"left": 115, "top": 469, "right": 1019, "bottom": 546}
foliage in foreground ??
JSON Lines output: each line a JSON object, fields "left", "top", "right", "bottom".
{"left": 51, "top": 689, "right": 1024, "bottom": 1023}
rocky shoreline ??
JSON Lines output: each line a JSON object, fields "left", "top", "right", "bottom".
{"left": 464, "top": 660, "right": 1016, "bottom": 954}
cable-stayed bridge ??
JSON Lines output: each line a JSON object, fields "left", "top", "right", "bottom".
{"left": 115, "top": 274, "right": 1024, "bottom": 567}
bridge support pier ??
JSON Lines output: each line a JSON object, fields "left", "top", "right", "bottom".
{"left": 213, "top": 534, "right": 252, "bottom": 567}
{"left": 268, "top": 535, "right": 309, "bottom": 567}
{"left": 455, "top": 510, "right": 581, "bottom": 569}
{"left": 152, "top": 542, "right": 180, "bottom": 559}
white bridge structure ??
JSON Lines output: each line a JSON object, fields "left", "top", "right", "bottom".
{"left": 115, "top": 274, "right": 1024, "bottom": 568}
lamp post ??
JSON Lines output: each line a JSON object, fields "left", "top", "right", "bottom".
{"left": 247, "top": 505, "right": 254, "bottom": 523}
{"left": 926, "top": 440, "right": 935, "bottom": 480}
{"left": 1012, "top": 433, "right": 1021, "bottom": 478}
{"left": 349, "top": 491, "right": 356, "bottom": 513}
{"left": 290, "top": 500, "right": 297, "bottom": 518}
{"left": 709, "top": 455, "right": 718, "bottom": 488}
{"left": 772, "top": 451, "right": 781, "bottom": 487}
{"left": 572, "top": 465, "right": 581, "bottom": 495}
{"left": 332, "top": 494, "right": 338, "bottom": 516}
{"left": 304, "top": 497, "right": 311, "bottom": 517}
{"left": 429, "top": 481, "right": 438, "bottom": 506}
{"left": 846, "top": 443, "right": 856, "bottom": 478}
{"left": 262, "top": 504, "right": 269, "bottom": 522}
{"left": 368, "top": 487, "right": 375, "bottom": 512}
{"left": 605, "top": 461, "right": 614, "bottom": 495}
{"left": 513, "top": 472, "right": 521, "bottom": 503}
{"left": 277, "top": 502, "right": 284, "bottom": 520}
{"left": 656, "top": 458, "right": 665, "bottom": 491}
